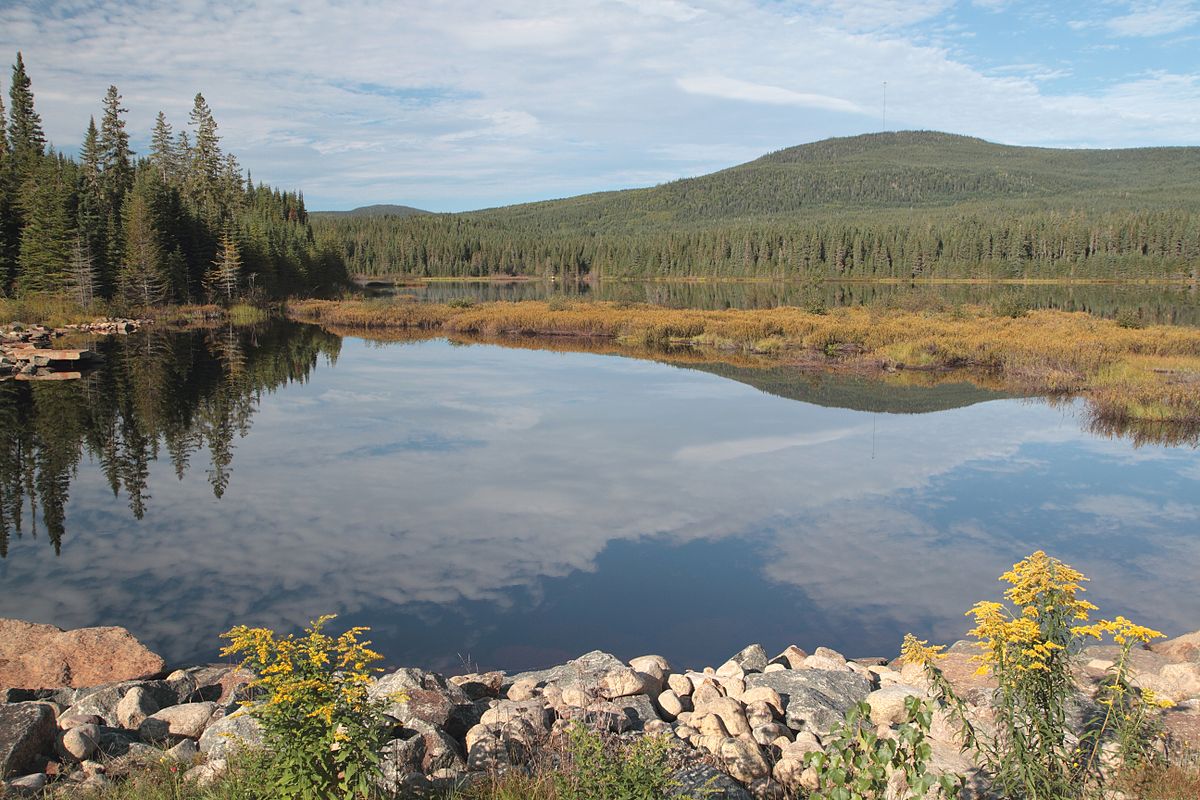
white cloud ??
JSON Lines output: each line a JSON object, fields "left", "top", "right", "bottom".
{"left": 676, "top": 75, "right": 865, "bottom": 113}
{"left": 1106, "top": 0, "right": 1200, "bottom": 37}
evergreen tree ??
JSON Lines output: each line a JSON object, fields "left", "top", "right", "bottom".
{"left": 187, "top": 93, "right": 222, "bottom": 220}
{"left": 7, "top": 52, "right": 45, "bottom": 177}
{"left": 16, "top": 156, "right": 73, "bottom": 295}
{"left": 118, "top": 180, "right": 166, "bottom": 305}
{"left": 149, "top": 111, "right": 175, "bottom": 183}
{"left": 206, "top": 230, "right": 242, "bottom": 302}
{"left": 0, "top": 89, "right": 13, "bottom": 293}
{"left": 67, "top": 235, "right": 98, "bottom": 305}
{"left": 77, "top": 117, "right": 109, "bottom": 292}
{"left": 98, "top": 85, "right": 133, "bottom": 278}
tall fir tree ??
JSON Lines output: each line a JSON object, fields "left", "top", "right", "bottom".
{"left": 187, "top": 93, "right": 222, "bottom": 221}
{"left": 0, "top": 88, "right": 13, "bottom": 294}
{"left": 99, "top": 86, "right": 133, "bottom": 274}
{"left": 149, "top": 111, "right": 175, "bottom": 183}
{"left": 7, "top": 52, "right": 45, "bottom": 178}
{"left": 119, "top": 177, "right": 166, "bottom": 305}
{"left": 206, "top": 230, "right": 242, "bottom": 302}
{"left": 16, "top": 156, "right": 73, "bottom": 295}
{"left": 77, "top": 117, "right": 110, "bottom": 293}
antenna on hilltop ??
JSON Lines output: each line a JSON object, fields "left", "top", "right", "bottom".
{"left": 882, "top": 81, "right": 888, "bottom": 132}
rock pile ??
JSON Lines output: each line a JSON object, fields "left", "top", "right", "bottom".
{"left": 2, "top": 621, "right": 1199, "bottom": 798}
{"left": 1, "top": 319, "right": 144, "bottom": 382}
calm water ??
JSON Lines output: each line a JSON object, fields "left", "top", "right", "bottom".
{"left": 2, "top": 321, "right": 1199, "bottom": 674}
{"left": 377, "top": 279, "right": 1200, "bottom": 326}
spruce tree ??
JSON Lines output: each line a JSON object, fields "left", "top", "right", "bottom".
{"left": 98, "top": 85, "right": 133, "bottom": 214}
{"left": 16, "top": 156, "right": 72, "bottom": 295}
{"left": 77, "top": 117, "right": 110, "bottom": 294}
{"left": 119, "top": 181, "right": 166, "bottom": 305}
{"left": 8, "top": 52, "right": 45, "bottom": 177}
{"left": 206, "top": 230, "right": 241, "bottom": 302}
{"left": 187, "top": 93, "right": 222, "bottom": 220}
{"left": 0, "top": 89, "right": 13, "bottom": 293}
{"left": 150, "top": 111, "right": 175, "bottom": 183}
{"left": 67, "top": 235, "right": 98, "bottom": 305}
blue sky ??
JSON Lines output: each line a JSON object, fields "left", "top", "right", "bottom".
{"left": 2, "top": 0, "right": 1198, "bottom": 210}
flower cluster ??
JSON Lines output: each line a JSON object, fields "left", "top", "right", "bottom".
{"left": 900, "top": 633, "right": 946, "bottom": 668}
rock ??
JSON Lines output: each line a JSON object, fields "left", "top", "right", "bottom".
{"left": 746, "top": 669, "right": 872, "bottom": 736}
{"left": 598, "top": 667, "right": 658, "bottom": 699}
{"left": 692, "top": 679, "right": 724, "bottom": 707}
{"left": 802, "top": 647, "right": 850, "bottom": 672}
{"left": 508, "top": 650, "right": 625, "bottom": 694}
{"left": 506, "top": 678, "right": 539, "bottom": 701}
{"left": 1155, "top": 630, "right": 1200, "bottom": 663}
{"left": 63, "top": 680, "right": 186, "bottom": 727}
{"left": 400, "top": 719, "right": 465, "bottom": 774}
{"left": 723, "top": 644, "right": 769, "bottom": 675}
{"left": 57, "top": 713, "right": 104, "bottom": 731}
{"left": 449, "top": 672, "right": 504, "bottom": 700}
{"left": 561, "top": 687, "right": 593, "bottom": 708}
{"left": 741, "top": 686, "right": 784, "bottom": 717}
{"left": 184, "top": 758, "right": 227, "bottom": 787}
{"left": 694, "top": 696, "right": 751, "bottom": 736}
{"left": 611, "top": 694, "right": 661, "bottom": 730}
{"left": 865, "top": 685, "right": 923, "bottom": 726}
{"left": 0, "top": 703, "right": 56, "bottom": 779}
{"left": 4, "top": 773, "right": 49, "bottom": 796}
{"left": 379, "top": 735, "right": 426, "bottom": 791}
{"left": 644, "top": 719, "right": 673, "bottom": 736}
{"left": 370, "top": 667, "right": 476, "bottom": 737}
{"left": 773, "top": 757, "right": 806, "bottom": 790}
{"left": 752, "top": 722, "right": 792, "bottom": 746}
{"left": 115, "top": 686, "right": 159, "bottom": 729}
{"left": 671, "top": 763, "right": 754, "bottom": 800}
{"left": 139, "top": 702, "right": 216, "bottom": 741}
{"left": 719, "top": 737, "right": 771, "bottom": 783}
{"left": 198, "top": 708, "right": 264, "bottom": 760}
{"left": 58, "top": 723, "right": 101, "bottom": 762}
{"left": 465, "top": 721, "right": 537, "bottom": 770}
{"left": 629, "top": 655, "right": 670, "bottom": 683}
{"left": 0, "top": 619, "right": 165, "bottom": 689}
{"left": 770, "top": 646, "right": 809, "bottom": 670}
{"left": 657, "top": 689, "right": 688, "bottom": 720}
{"left": 479, "top": 699, "right": 553, "bottom": 730}
{"left": 667, "top": 673, "right": 693, "bottom": 697}
{"left": 166, "top": 739, "right": 199, "bottom": 763}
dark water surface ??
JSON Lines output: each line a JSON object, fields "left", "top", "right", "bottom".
{"left": 2, "top": 321, "right": 1198, "bottom": 673}
{"left": 378, "top": 279, "right": 1200, "bottom": 326}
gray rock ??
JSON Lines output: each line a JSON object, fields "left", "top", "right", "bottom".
{"left": 198, "top": 708, "right": 264, "bottom": 760}
{"left": 0, "top": 703, "right": 56, "bottom": 779}
{"left": 378, "top": 735, "right": 426, "bottom": 792}
{"left": 370, "top": 668, "right": 476, "bottom": 737}
{"left": 724, "top": 644, "right": 769, "bottom": 674}
{"left": 745, "top": 669, "right": 871, "bottom": 736}
{"left": 4, "top": 772, "right": 49, "bottom": 796}
{"left": 612, "top": 693, "right": 661, "bottom": 731}
{"left": 138, "top": 701, "right": 216, "bottom": 741}
{"left": 167, "top": 738, "right": 199, "bottom": 763}
{"left": 399, "top": 718, "right": 465, "bottom": 774}
{"left": 116, "top": 686, "right": 159, "bottom": 729}
{"left": 58, "top": 723, "right": 101, "bottom": 761}
{"left": 671, "top": 763, "right": 754, "bottom": 799}
{"left": 508, "top": 650, "right": 625, "bottom": 694}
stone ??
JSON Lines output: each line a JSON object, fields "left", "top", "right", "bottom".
{"left": 612, "top": 694, "right": 661, "bottom": 730}
{"left": 184, "top": 758, "right": 227, "bottom": 787}
{"left": 629, "top": 655, "right": 670, "bottom": 681}
{"left": 725, "top": 644, "right": 769, "bottom": 674}
{"left": 773, "top": 757, "right": 806, "bottom": 789}
{"left": 479, "top": 699, "right": 553, "bottom": 730}
{"left": 770, "top": 645, "right": 809, "bottom": 670}
{"left": 450, "top": 671, "right": 504, "bottom": 700}
{"left": 865, "top": 685, "right": 923, "bottom": 726}
{"left": 763, "top": 663, "right": 786, "bottom": 673}
{"left": 719, "top": 737, "right": 771, "bottom": 783}
{"left": 667, "top": 673, "right": 693, "bottom": 697}
{"left": 0, "top": 703, "right": 56, "bottom": 779}
{"left": 671, "top": 763, "right": 754, "bottom": 799}
{"left": 401, "top": 719, "right": 465, "bottom": 774}
{"left": 506, "top": 678, "right": 539, "bottom": 701}
{"left": 57, "top": 713, "right": 104, "bottom": 731}
{"left": 741, "top": 686, "right": 784, "bottom": 717}
{"left": 692, "top": 679, "right": 724, "bottom": 708}
{"left": 138, "top": 702, "right": 216, "bottom": 741}
{"left": 694, "top": 697, "right": 751, "bottom": 736}
{"left": 166, "top": 738, "right": 199, "bottom": 763}
{"left": 1154, "top": 630, "right": 1200, "bottom": 663}
{"left": 0, "top": 619, "right": 165, "bottom": 689}
{"left": 802, "top": 647, "right": 850, "bottom": 672}
{"left": 746, "top": 668, "right": 872, "bottom": 736}
{"left": 4, "top": 773, "right": 49, "bottom": 796}
{"left": 198, "top": 708, "right": 264, "bottom": 760}
{"left": 370, "top": 667, "right": 476, "bottom": 737}
{"left": 379, "top": 735, "right": 426, "bottom": 791}
{"left": 115, "top": 686, "right": 159, "bottom": 729}
{"left": 752, "top": 722, "right": 792, "bottom": 746}
{"left": 508, "top": 650, "right": 625, "bottom": 694}
{"left": 58, "top": 723, "right": 101, "bottom": 762}
{"left": 657, "top": 689, "right": 687, "bottom": 720}
{"left": 644, "top": 719, "right": 673, "bottom": 736}
{"left": 598, "top": 667, "right": 658, "bottom": 699}
{"left": 561, "top": 687, "right": 593, "bottom": 708}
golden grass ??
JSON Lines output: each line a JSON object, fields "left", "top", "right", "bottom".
{"left": 288, "top": 298, "right": 1200, "bottom": 430}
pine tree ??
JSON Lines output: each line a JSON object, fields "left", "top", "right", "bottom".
{"left": 119, "top": 182, "right": 166, "bottom": 305}
{"left": 98, "top": 85, "right": 133, "bottom": 212}
{"left": 77, "top": 117, "right": 110, "bottom": 294}
{"left": 150, "top": 111, "right": 175, "bottom": 183}
{"left": 67, "top": 235, "right": 98, "bottom": 305}
{"left": 187, "top": 93, "right": 222, "bottom": 220}
{"left": 0, "top": 89, "right": 14, "bottom": 293}
{"left": 206, "top": 230, "right": 241, "bottom": 302}
{"left": 16, "top": 156, "right": 73, "bottom": 295}
{"left": 8, "top": 52, "right": 45, "bottom": 177}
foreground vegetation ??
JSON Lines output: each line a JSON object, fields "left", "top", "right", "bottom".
{"left": 312, "top": 132, "right": 1200, "bottom": 281}
{"left": 287, "top": 298, "right": 1200, "bottom": 436}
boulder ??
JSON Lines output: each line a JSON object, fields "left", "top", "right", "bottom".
{"left": 399, "top": 718, "right": 465, "bottom": 774}
{"left": 719, "top": 737, "right": 771, "bottom": 784}
{"left": 379, "top": 735, "right": 426, "bottom": 791}
{"left": 865, "top": 685, "right": 923, "bottom": 726}
{"left": 58, "top": 723, "right": 100, "bottom": 762}
{"left": 0, "top": 619, "right": 164, "bottom": 689}
{"left": 671, "top": 763, "right": 754, "bottom": 800}
{"left": 166, "top": 739, "right": 199, "bottom": 763}
{"left": 138, "top": 702, "right": 216, "bottom": 741}
{"left": 657, "top": 689, "right": 687, "bottom": 720}
{"left": 746, "top": 669, "right": 872, "bottom": 736}
{"left": 506, "top": 678, "right": 539, "bottom": 701}
{"left": 4, "top": 773, "right": 49, "bottom": 797}
{"left": 1154, "top": 630, "right": 1200, "bottom": 663}
{"left": 198, "top": 708, "right": 264, "bottom": 760}
{"left": 599, "top": 667, "right": 659, "bottom": 699}
{"left": 629, "top": 655, "right": 670, "bottom": 683}
{"left": 802, "top": 647, "right": 850, "bottom": 672}
{"left": 667, "top": 673, "right": 693, "bottom": 697}
{"left": 508, "top": 650, "right": 624, "bottom": 694}
{"left": 479, "top": 699, "right": 553, "bottom": 730}
{"left": 722, "top": 644, "right": 769, "bottom": 675}
{"left": 0, "top": 704, "right": 56, "bottom": 778}
{"left": 115, "top": 686, "right": 159, "bottom": 729}
{"left": 370, "top": 668, "right": 476, "bottom": 737}
{"left": 611, "top": 694, "right": 661, "bottom": 731}
{"left": 449, "top": 672, "right": 504, "bottom": 700}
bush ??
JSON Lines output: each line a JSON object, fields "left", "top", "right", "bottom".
{"left": 220, "top": 615, "right": 393, "bottom": 800}
{"left": 554, "top": 724, "right": 689, "bottom": 800}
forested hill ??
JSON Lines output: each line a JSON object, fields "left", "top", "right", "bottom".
{"left": 312, "top": 204, "right": 427, "bottom": 218}
{"left": 314, "top": 131, "right": 1200, "bottom": 281}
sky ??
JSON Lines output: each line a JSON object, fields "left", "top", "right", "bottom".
{"left": 1, "top": 0, "right": 1198, "bottom": 211}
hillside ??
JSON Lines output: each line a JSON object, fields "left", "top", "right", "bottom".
{"left": 313, "top": 131, "right": 1200, "bottom": 280}
{"left": 313, "top": 204, "right": 427, "bottom": 218}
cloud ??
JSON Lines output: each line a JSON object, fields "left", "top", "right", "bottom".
{"left": 676, "top": 75, "right": 865, "bottom": 113}
{"left": 1106, "top": 1, "right": 1200, "bottom": 37}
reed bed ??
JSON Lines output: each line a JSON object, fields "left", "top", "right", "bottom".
{"left": 287, "top": 298, "right": 1200, "bottom": 428}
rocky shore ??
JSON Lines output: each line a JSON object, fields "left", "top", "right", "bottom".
{"left": 0, "top": 320, "right": 145, "bottom": 382}
{"left": 1, "top": 619, "right": 1198, "bottom": 798}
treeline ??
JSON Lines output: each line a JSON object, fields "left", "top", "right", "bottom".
{"left": 0, "top": 52, "right": 347, "bottom": 303}
{"left": 0, "top": 320, "right": 342, "bottom": 557}
{"left": 313, "top": 208, "right": 1200, "bottom": 280}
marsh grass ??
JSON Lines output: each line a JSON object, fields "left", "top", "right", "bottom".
{"left": 288, "top": 299, "right": 1200, "bottom": 429}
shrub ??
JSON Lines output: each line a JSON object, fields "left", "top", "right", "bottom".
{"left": 220, "top": 615, "right": 393, "bottom": 800}
{"left": 554, "top": 724, "right": 689, "bottom": 800}
{"left": 803, "top": 696, "right": 963, "bottom": 799}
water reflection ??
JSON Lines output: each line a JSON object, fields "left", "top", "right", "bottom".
{"left": 0, "top": 322, "right": 1197, "bottom": 675}
{"left": 376, "top": 279, "right": 1200, "bottom": 326}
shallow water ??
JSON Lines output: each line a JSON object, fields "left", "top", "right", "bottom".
{"left": 2, "top": 321, "right": 1198, "bottom": 673}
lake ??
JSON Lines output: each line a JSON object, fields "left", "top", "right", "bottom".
{"left": 2, "top": 320, "right": 1198, "bottom": 674}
